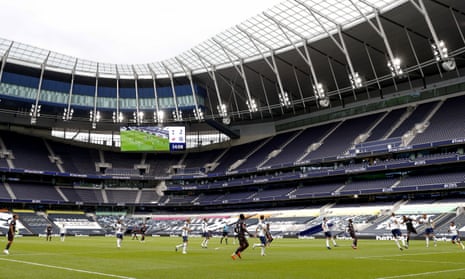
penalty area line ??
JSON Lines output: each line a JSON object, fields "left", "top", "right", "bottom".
{"left": 0, "top": 257, "right": 136, "bottom": 279}
{"left": 376, "top": 268, "right": 465, "bottom": 279}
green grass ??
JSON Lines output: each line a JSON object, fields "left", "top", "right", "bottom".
{"left": 0, "top": 236, "right": 464, "bottom": 279}
{"left": 120, "top": 130, "right": 169, "bottom": 151}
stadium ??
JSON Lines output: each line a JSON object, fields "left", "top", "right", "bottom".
{"left": 1, "top": 0, "right": 465, "bottom": 278}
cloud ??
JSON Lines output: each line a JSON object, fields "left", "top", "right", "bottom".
{"left": 0, "top": 0, "right": 282, "bottom": 64}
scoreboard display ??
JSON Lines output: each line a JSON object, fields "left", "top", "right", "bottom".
{"left": 168, "top": 126, "right": 186, "bottom": 151}
{"left": 120, "top": 126, "right": 185, "bottom": 152}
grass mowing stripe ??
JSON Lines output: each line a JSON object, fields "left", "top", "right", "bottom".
{"left": 355, "top": 250, "right": 459, "bottom": 259}
{"left": 2, "top": 237, "right": 464, "bottom": 278}
{"left": 0, "top": 257, "right": 136, "bottom": 279}
{"left": 375, "top": 268, "right": 465, "bottom": 279}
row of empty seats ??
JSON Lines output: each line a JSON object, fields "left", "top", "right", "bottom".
{"left": 1, "top": 95, "right": 465, "bottom": 177}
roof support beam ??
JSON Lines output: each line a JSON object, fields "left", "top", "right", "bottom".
{"left": 175, "top": 57, "right": 202, "bottom": 121}
{"left": 89, "top": 63, "right": 99, "bottom": 129}
{"left": 259, "top": 74, "right": 273, "bottom": 117}
{"left": 132, "top": 65, "right": 142, "bottom": 125}
{"left": 162, "top": 63, "right": 182, "bottom": 121}
{"left": 216, "top": 72, "right": 242, "bottom": 118}
{"left": 191, "top": 50, "right": 228, "bottom": 118}
{"left": 363, "top": 44, "right": 382, "bottom": 97}
{"left": 352, "top": 0, "right": 403, "bottom": 77}
{"left": 114, "top": 67, "right": 122, "bottom": 123}
{"left": 236, "top": 25, "right": 290, "bottom": 109}
{"left": 31, "top": 51, "right": 51, "bottom": 125}
{"left": 409, "top": 0, "right": 444, "bottom": 58}
{"left": 404, "top": 27, "right": 425, "bottom": 79}
{"left": 0, "top": 41, "right": 13, "bottom": 82}
{"left": 147, "top": 64, "right": 163, "bottom": 123}
{"left": 295, "top": 0, "right": 362, "bottom": 89}
{"left": 211, "top": 38, "right": 257, "bottom": 113}
{"left": 292, "top": 66, "right": 306, "bottom": 110}
{"left": 63, "top": 58, "right": 78, "bottom": 121}
{"left": 263, "top": 12, "right": 328, "bottom": 107}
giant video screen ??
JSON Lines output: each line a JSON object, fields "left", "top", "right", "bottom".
{"left": 120, "top": 126, "right": 185, "bottom": 152}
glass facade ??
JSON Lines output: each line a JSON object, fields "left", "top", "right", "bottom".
{"left": 0, "top": 70, "right": 207, "bottom": 111}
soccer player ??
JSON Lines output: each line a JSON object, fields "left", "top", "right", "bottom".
{"left": 175, "top": 218, "right": 191, "bottom": 254}
{"left": 115, "top": 219, "right": 124, "bottom": 248}
{"left": 131, "top": 224, "right": 139, "bottom": 240}
{"left": 231, "top": 214, "right": 253, "bottom": 260}
{"left": 419, "top": 214, "right": 437, "bottom": 247}
{"left": 46, "top": 223, "right": 53, "bottom": 241}
{"left": 60, "top": 224, "right": 67, "bottom": 242}
{"left": 252, "top": 215, "right": 267, "bottom": 256}
{"left": 220, "top": 223, "right": 229, "bottom": 245}
{"left": 201, "top": 218, "right": 210, "bottom": 248}
{"left": 265, "top": 222, "right": 274, "bottom": 246}
{"left": 402, "top": 215, "right": 417, "bottom": 248}
{"left": 347, "top": 219, "right": 358, "bottom": 249}
{"left": 322, "top": 217, "right": 337, "bottom": 249}
{"left": 389, "top": 213, "right": 407, "bottom": 251}
{"left": 140, "top": 223, "right": 147, "bottom": 242}
{"left": 4, "top": 214, "right": 18, "bottom": 255}
{"left": 448, "top": 221, "right": 465, "bottom": 249}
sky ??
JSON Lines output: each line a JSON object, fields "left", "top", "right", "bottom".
{"left": 0, "top": 0, "right": 283, "bottom": 64}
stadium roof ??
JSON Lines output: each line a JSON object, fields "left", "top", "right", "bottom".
{"left": 0, "top": 0, "right": 405, "bottom": 78}
{"left": 1, "top": 0, "right": 465, "bottom": 125}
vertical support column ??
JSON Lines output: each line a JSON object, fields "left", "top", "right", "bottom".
{"left": 31, "top": 51, "right": 51, "bottom": 124}
{"left": 90, "top": 63, "right": 100, "bottom": 129}
{"left": 175, "top": 57, "right": 202, "bottom": 121}
{"left": 63, "top": 58, "right": 77, "bottom": 121}
{"left": 147, "top": 64, "right": 162, "bottom": 123}
{"left": 132, "top": 65, "right": 141, "bottom": 125}
{"left": 162, "top": 63, "right": 181, "bottom": 121}
{"left": 0, "top": 41, "right": 13, "bottom": 82}
{"left": 115, "top": 67, "right": 121, "bottom": 122}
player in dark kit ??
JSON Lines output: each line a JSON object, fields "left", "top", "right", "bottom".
{"left": 46, "top": 224, "right": 53, "bottom": 241}
{"left": 220, "top": 223, "right": 229, "bottom": 245}
{"left": 4, "top": 214, "right": 18, "bottom": 255}
{"left": 231, "top": 214, "right": 253, "bottom": 260}
{"left": 140, "top": 223, "right": 147, "bottom": 242}
{"left": 265, "top": 222, "right": 274, "bottom": 246}
{"left": 347, "top": 219, "right": 358, "bottom": 249}
{"left": 402, "top": 215, "right": 417, "bottom": 248}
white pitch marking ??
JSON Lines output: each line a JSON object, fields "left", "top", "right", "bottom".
{"left": 0, "top": 257, "right": 136, "bottom": 279}
{"left": 375, "top": 268, "right": 465, "bottom": 279}
{"left": 356, "top": 257, "right": 462, "bottom": 266}
{"left": 356, "top": 251, "right": 455, "bottom": 259}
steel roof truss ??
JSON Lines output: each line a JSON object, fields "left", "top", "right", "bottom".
{"left": 0, "top": 41, "right": 13, "bottom": 82}
{"left": 31, "top": 51, "right": 51, "bottom": 124}
{"left": 162, "top": 62, "right": 181, "bottom": 121}
{"left": 63, "top": 58, "right": 78, "bottom": 121}
{"left": 132, "top": 65, "right": 141, "bottom": 125}
{"left": 236, "top": 25, "right": 289, "bottom": 108}
{"left": 296, "top": 0, "right": 362, "bottom": 90}
{"left": 211, "top": 38, "right": 256, "bottom": 113}
{"left": 175, "top": 57, "right": 201, "bottom": 121}
{"left": 147, "top": 65, "right": 162, "bottom": 123}
{"left": 352, "top": 0, "right": 400, "bottom": 76}
{"left": 263, "top": 12, "right": 325, "bottom": 104}
{"left": 409, "top": 0, "right": 447, "bottom": 61}
{"left": 191, "top": 49, "right": 227, "bottom": 117}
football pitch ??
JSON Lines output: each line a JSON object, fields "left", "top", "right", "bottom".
{"left": 0, "top": 236, "right": 464, "bottom": 279}
{"left": 120, "top": 130, "right": 169, "bottom": 151}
